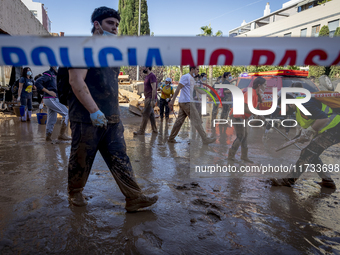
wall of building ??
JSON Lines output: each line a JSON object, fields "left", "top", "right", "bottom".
{"left": 238, "top": 1, "right": 340, "bottom": 37}
{"left": 0, "top": 0, "right": 50, "bottom": 86}
{"left": 274, "top": 6, "right": 298, "bottom": 23}
{"left": 282, "top": 0, "right": 304, "bottom": 9}
{"left": 41, "top": 5, "right": 51, "bottom": 32}
{"left": 0, "top": 0, "right": 50, "bottom": 35}
{"left": 21, "top": 0, "right": 42, "bottom": 24}
{"left": 21, "top": 0, "right": 51, "bottom": 32}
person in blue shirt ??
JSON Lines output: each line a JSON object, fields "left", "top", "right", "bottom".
{"left": 17, "top": 67, "right": 34, "bottom": 122}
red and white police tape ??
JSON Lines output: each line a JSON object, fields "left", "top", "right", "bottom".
{"left": 0, "top": 36, "right": 339, "bottom": 67}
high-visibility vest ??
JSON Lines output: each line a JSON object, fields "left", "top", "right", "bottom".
{"left": 296, "top": 102, "right": 340, "bottom": 134}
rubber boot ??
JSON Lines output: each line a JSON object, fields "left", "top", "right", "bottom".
{"left": 58, "top": 121, "right": 72, "bottom": 140}
{"left": 21, "top": 109, "right": 27, "bottom": 122}
{"left": 270, "top": 178, "right": 296, "bottom": 187}
{"left": 228, "top": 146, "right": 239, "bottom": 162}
{"left": 241, "top": 148, "right": 254, "bottom": 163}
{"left": 316, "top": 178, "right": 336, "bottom": 189}
{"left": 202, "top": 137, "right": 216, "bottom": 145}
{"left": 69, "top": 192, "right": 88, "bottom": 207}
{"left": 133, "top": 130, "right": 145, "bottom": 135}
{"left": 134, "top": 117, "right": 146, "bottom": 135}
{"left": 27, "top": 111, "right": 32, "bottom": 121}
{"left": 46, "top": 132, "right": 52, "bottom": 141}
{"left": 150, "top": 114, "right": 158, "bottom": 134}
{"left": 125, "top": 195, "right": 158, "bottom": 212}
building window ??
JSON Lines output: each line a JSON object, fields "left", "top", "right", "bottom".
{"left": 298, "top": 0, "right": 318, "bottom": 12}
{"left": 328, "top": 19, "right": 339, "bottom": 38}
{"left": 30, "top": 10, "right": 37, "bottom": 17}
{"left": 300, "top": 28, "right": 307, "bottom": 37}
{"left": 311, "top": 25, "right": 320, "bottom": 37}
{"left": 284, "top": 33, "right": 292, "bottom": 37}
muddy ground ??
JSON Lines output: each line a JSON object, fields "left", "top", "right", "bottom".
{"left": 0, "top": 104, "right": 340, "bottom": 254}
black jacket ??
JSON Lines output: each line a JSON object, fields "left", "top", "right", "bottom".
{"left": 35, "top": 68, "right": 58, "bottom": 98}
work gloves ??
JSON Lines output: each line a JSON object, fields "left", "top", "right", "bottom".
{"left": 297, "top": 126, "right": 317, "bottom": 144}
{"left": 90, "top": 110, "right": 108, "bottom": 128}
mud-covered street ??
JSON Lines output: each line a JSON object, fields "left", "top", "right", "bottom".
{"left": 1, "top": 104, "right": 340, "bottom": 254}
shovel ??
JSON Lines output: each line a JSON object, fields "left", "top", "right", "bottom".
{"left": 263, "top": 119, "right": 302, "bottom": 151}
{"left": 275, "top": 137, "right": 301, "bottom": 152}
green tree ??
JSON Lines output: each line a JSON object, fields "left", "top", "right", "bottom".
{"left": 319, "top": 25, "right": 330, "bottom": 36}
{"left": 118, "top": 0, "right": 134, "bottom": 35}
{"left": 140, "top": 0, "right": 150, "bottom": 35}
{"left": 318, "top": 0, "right": 332, "bottom": 5}
{"left": 118, "top": 0, "right": 150, "bottom": 36}
{"left": 197, "top": 24, "right": 222, "bottom": 37}
{"left": 330, "top": 27, "right": 340, "bottom": 80}
{"left": 334, "top": 27, "right": 340, "bottom": 36}
{"left": 309, "top": 25, "right": 329, "bottom": 78}
{"left": 119, "top": 0, "right": 152, "bottom": 81}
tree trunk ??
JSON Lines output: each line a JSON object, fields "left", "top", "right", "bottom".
{"left": 209, "top": 66, "right": 213, "bottom": 86}
{"left": 180, "top": 66, "right": 183, "bottom": 78}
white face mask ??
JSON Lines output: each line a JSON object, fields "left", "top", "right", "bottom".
{"left": 99, "top": 23, "right": 116, "bottom": 36}
{"left": 202, "top": 77, "right": 207, "bottom": 81}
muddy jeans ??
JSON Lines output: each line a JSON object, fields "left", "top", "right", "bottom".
{"left": 138, "top": 97, "right": 157, "bottom": 132}
{"left": 212, "top": 103, "right": 219, "bottom": 118}
{"left": 44, "top": 98, "right": 69, "bottom": 135}
{"left": 230, "top": 117, "right": 248, "bottom": 151}
{"left": 169, "top": 102, "right": 208, "bottom": 140}
{"left": 221, "top": 104, "right": 230, "bottom": 119}
{"left": 211, "top": 104, "right": 229, "bottom": 123}
{"left": 159, "top": 98, "right": 170, "bottom": 119}
{"left": 20, "top": 94, "right": 33, "bottom": 111}
{"left": 68, "top": 121, "right": 142, "bottom": 199}
{"left": 288, "top": 123, "right": 340, "bottom": 180}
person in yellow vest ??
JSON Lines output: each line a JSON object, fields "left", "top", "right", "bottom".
{"left": 159, "top": 77, "right": 174, "bottom": 121}
{"left": 271, "top": 94, "right": 339, "bottom": 189}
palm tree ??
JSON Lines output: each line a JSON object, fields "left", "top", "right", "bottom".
{"left": 197, "top": 24, "right": 223, "bottom": 85}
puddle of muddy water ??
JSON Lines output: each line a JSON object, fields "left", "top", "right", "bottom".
{"left": 0, "top": 109, "right": 340, "bottom": 254}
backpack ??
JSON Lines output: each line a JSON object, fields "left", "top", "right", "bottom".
{"left": 217, "top": 88, "right": 224, "bottom": 98}
{"left": 11, "top": 79, "right": 19, "bottom": 96}
{"left": 312, "top": 91, "right": 340, "bottom": 113}
{"left": 57, "top": 67, "right": 70, "bottom": 106}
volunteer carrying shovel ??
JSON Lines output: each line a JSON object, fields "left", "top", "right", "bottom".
{"left": 158, "top": 77, "right": 174, "bottom": 122}
{"left": 271, "top": 92, "right": 340, "bottom": 189}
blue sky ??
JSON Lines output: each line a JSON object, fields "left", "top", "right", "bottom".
{"left": 37, "top": 0, "right": 289, "bottom": 36}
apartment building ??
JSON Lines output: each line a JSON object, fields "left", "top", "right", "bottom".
{"left": 21, "top": 0, "right": 52, "bottom": 32}
{"left": 229, "top": 0, "right": 340, "bottom": 37}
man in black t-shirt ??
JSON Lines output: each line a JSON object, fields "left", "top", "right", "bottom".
{"left": 67, "top": 7, "right": 158, "bottom": 211}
